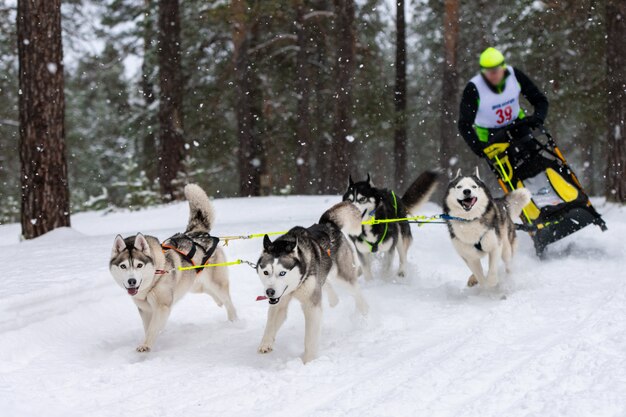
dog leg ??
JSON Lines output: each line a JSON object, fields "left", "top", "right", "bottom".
{"left": 382, "top": 250, "right": 394, "bottom": 274}
{"left": 302, "top": 304, "right": 322, "bottom": 364}
{"left": 502, "top": 239, "right": 513, "bottom": 274}
{"left": 464, "top": 258, "right": 487, "bottom": 287}
{"left": 138, "top": 307, "right": 151, "bottom": 333}
{"left": 137, "top": 305, "right": 171, "bottom": 352}
{"left": 334, "top": 276, "right": 369, "bottom": 315}
{"left": 324, "top": 281, "right": 339, "bottom": 308}
{"left": 486, "top": 247, "right": 502, "bottom": 287}
{"left": 258, "top": 301, "right": 289, "bottom": 354}
{"left": 205, "top": 281, "right": 238, "bottom": 322}
{"left": 502, "top": 238, "right": 515, "bottom": 274}
{"left": 396, "top": 236, "right": 411, "bottom": 277}
{"left": 357, "top": 251, "right": 374, "bottom": 281}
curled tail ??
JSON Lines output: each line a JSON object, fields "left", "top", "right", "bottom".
{"left": 319, "top": 201, "right": 362, "bottom": 236}
{"left": 505, "top": 188, "right": 532, "bottom": 220}
{"left": 401, "top": 170, "right": 440, "bottom": 214}
{"left": 184, "top": 184, "right": 216, "bottom": 233}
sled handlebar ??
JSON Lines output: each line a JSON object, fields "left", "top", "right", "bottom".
{"left": 489, "top": 118, "right": 547, "bottom": 145}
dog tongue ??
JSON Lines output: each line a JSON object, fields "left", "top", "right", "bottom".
{"left": 127, "top": 288, "right": 138, "bottom": 296}
{"left": 256, "top": 295, "right": 268, "bottom": 301}
{"left": 464, "top": 197, "right": 477, "bottom": 208}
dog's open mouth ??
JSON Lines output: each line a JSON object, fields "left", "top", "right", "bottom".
{"left": 458, "top": 197, "right": 477, "bottom": 211}
{"left": 126, "top": 286, "right": 140, "bottom": 296}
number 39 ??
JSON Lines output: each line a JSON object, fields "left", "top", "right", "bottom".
{"left": 496, "top": 106, "right": 513, "bottom": 124}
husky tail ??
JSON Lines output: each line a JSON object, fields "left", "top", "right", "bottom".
{"left": 401, "top": 170, "right": 440, "bottom": 214}
{"left": 184, "top": 184, "right": 216, "bottom": 233}
{"left": 319, "top": 201, "right": 362, "bottom": 236}
{"left": 505, "top": 188, "right": 532, "bottom": 220}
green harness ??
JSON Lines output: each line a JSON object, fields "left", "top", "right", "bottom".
{"left": 358, "top": 191, "right": 398, "bottom": 253}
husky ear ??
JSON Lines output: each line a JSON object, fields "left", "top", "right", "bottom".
{"left": 112, "top": 234, "right": 126, "bottom": 257}
{"left": 454, "top": 168, "right": 462, "bottom": 180}
{"left": 474, "top": 166, "right": 481, "bottom": 180}
{"left": 348, "top": 175, "right": 354, "bottom": 187}
{"left": 366, "top": 173, "right": 373, "bottom": 187}
{"left": 263, "top": 234, "right": 272, "bottom": 251}
{"left": 292, "top": 237, "right": 298, "bottom": 255}
{"left": 134, "top": 233, "right": 151, "bottom": 256}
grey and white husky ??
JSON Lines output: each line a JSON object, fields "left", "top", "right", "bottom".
{"left": 256, "top": 201, "right": 368, "bottom": 363}
{"left": 109, "top": 184, "right": 237, "bottom": 352}
{"left": 343, "top": 171, "right": 439, "bottom": 279}
{"left": 443, "top": 168, "right": 531, "bottom": 288}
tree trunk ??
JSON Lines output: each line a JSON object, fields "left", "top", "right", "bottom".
{"left": 326, "top": 0, "right": 356, "bottom": 193}
{"left": 439, "top": 0, "right": 460, "bottom": 173}
{"left": 605, "top": 0, "right": 625, "bottom": 202}
{"left": 294, "top": 0, "right": 311, "bottom": 194}
{"left": 141, "top": 0, "right": 158, "bottom": 183}
{"left": 17, "top": 0, "right": 71, "bottom": 239}
{"left": 310, "top": 0, "right": 331, "bottom": 194}
{"left": 232, "top": 0, "right": 265, "bottom": 196}
{"left": 393, "top": 0, "right": 407, "bottom": 189}
{"left": 157, "top": 0, "right": 185, "bottom": 200}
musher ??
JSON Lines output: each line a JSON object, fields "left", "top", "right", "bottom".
{"left": 458, "top": 47, "right": 549, "bottom": 159}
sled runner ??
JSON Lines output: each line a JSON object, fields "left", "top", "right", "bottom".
{"left": 481, "top": 120, "right": 607, "bottom": 257}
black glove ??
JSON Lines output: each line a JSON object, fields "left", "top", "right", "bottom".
{"left": 522, "top": 114, "right": 543, "bottom": 128}
{"left": 489, "top": 128, "right": 509, "bottom": 144}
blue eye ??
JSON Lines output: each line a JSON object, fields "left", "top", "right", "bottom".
{"left": 279, "top": 271, "right": 286, "bottom": 277}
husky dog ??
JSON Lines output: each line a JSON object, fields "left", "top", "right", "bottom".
{"left": 256, "top": 201, "right": 368, "bottom": 363}
{"left": 109, "top": 184, "right": 237, "bottom": 352}
{"left": 443, "top": 168, "right": 531, "bottom": 288}
{"left": 343, "top": 171, "right": 439, "bottom": 279}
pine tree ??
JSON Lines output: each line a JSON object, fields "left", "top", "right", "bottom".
{"left": 394, "top": 0, "right": 407, "bottom": 189}
{"left": 157, "top": 0, "right": 186, "bottom": 200}
{"left": 605, "top": 0, "right": 625, "bottom": 202}
{"left": 439, "top": 0, "right": 459, "bottom": 173}
{"left": 17, "top": 0, "right": 71, "bottom": 238}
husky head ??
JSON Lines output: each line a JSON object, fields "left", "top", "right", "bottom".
{"left": 343, "top": 174, "right": 378, "bottom": 217}
{"left": 256, "top": 234, "right": 304, "bottom": 305}
{"left": 444, "top": 168, "right": 492, "bottom": 219}
{"left": 109, "top": 234, "right": 157, "bottom": 297}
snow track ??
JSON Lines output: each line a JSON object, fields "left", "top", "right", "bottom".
{"left": 0, "top": 196, "right": 624, "bottom": 417}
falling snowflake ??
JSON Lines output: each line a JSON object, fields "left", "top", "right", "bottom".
{"left": 346, "top": 135, "right": 355, "bottom": 143}
{"left": 46, "top": 63, "right": 58, "bottom": 74}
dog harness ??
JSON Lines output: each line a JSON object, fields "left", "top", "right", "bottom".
{"left": 159, "top": 232, "right": 220, "bottom": 274}
{"left": 357, "top": 191, "right": 398, "bottom": 253}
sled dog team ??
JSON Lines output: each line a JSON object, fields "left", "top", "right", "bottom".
{"left": 109, "top": 169, "right": 531, "bottom": 363}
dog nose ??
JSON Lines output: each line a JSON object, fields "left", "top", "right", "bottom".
{"left": 128, "top": 278, "right": 137, "bottom": 286}
{"left": 463, "top": 189, "right": 471, "bottom": 196}
{"left": 266, "top": 288, "right": 276, "bottom": 297}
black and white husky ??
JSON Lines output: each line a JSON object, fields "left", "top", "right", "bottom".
{"left": 343, "top": 171, "right": 439, "bottom": 279}
{"left": 109, "top": 184, "right": 237, "bottom": 352}
{"left": 256, "top": 201, "right": 368, "bottom": 363}
{"left": 443, "top": 168, "right": 531, "bottom": 288}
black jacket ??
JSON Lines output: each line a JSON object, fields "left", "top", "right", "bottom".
{"left": 457, "top": 67, "right": 549, "bottom": 156}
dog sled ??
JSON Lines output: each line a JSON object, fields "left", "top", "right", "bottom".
{"left": 480, "top": 120, "right": 607, "bottom": 257}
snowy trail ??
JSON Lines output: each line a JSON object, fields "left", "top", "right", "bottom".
{"left": 0, "top": 196, "right": 624, "bottom": 417}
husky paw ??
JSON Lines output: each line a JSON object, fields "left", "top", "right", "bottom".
{"left": 258, "top": 343, "right": 273, "bottom": 354}
{"left": 302, "top": 352, "right": 317, "bottom": 364}
{"left": 136, "top": 345, "right": 151, "bottom": 353}
{"left": 467, "top": 275, "right": 478, "bottom": 287}
{"left": 397, "top": 270, "right": 406, "bottom": 278}
{"left": 486, "top": 277, "right": 499, "bottom": 288}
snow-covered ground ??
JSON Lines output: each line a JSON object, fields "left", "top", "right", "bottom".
{"left": 1, "top": 196, "right": 624, "bottom": 417}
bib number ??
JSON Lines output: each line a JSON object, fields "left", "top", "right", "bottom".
{"left": 495, "top": 106, "right": 513, "bottom": 124}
